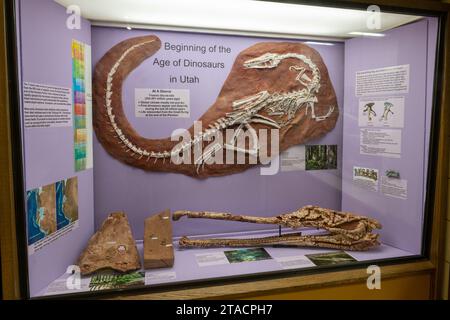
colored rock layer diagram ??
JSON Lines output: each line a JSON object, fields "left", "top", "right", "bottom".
{"left": 72, "top": 40, "right": 93, "bottom": 172}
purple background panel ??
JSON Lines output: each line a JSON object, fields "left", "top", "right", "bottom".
{"left": 18, "top": 0, "right": 438, "bottom": 297}
{"left": 341, "top": 19, "right": 437, "bottom": 255}
{"left": 18, "top": 0, "right": 94, "bottom": 297}
{"left": 91, "top": 27, "right": 345, "bottom": 239}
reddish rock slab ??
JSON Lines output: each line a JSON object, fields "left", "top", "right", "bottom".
{"left": 93, "top": 36, "right": 339, "bottom": 178}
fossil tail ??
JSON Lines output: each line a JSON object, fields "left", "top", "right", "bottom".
{"left": 93, "top": 36, "right": 188, "bottom": 172}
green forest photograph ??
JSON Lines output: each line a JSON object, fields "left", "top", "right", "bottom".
{"left": 305, "top": 145, "right": 338, "bottom": 170}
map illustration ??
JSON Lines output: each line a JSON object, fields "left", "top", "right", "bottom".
{"left": 27, "top": 183, "right": 57, "bottom": 245}
{"left": 56, "top": 177, "right": 79, "bottom": 229}
{"left": 27, "top": 177, "right": 78, "bottom": 246}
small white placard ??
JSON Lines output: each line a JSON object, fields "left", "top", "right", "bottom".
{"left": 356, "top": 65, "right": 409, "bottom": 97}
{"left": 280, "top": 145, "right": 306, "bottom": 172}
{"left": 275, "top": 255, "right": 315, "bottom": 270}
{"left": 44, "top": 277, "right": 90, "bottom": 296}
{"left": 353, "top": 166, "right": 379, "bottom": 192}
{"left": 381, "top": 176, "right": 408, "bottom": 200}
{"left": 145, "top": 271, "right": 177, "bottom": 285}
{"left": 23, "top": 82, "right": 73, "bottom": 128}
{"left": 135, "top": 88, "right": 190, "bottom": 118}
{"left": 358, "top": 97, "right": 405, "bottom": 128}
{"left": 360, "top": 128, "right": 401, "bottom": 158}
{"left": 195, "top": 252, "right": 229, "bottom": 267}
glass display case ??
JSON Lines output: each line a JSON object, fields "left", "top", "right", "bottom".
{"left": 2, "top": 0, "right": 448, "bottom": 299}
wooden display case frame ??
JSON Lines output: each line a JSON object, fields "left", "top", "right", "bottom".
{"left": 1, "top": 0, "right": 449, "bottom": 300}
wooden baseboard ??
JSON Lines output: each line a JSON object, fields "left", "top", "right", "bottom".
{"left": 105, "top": 260, "right": 434, "bottom": 300}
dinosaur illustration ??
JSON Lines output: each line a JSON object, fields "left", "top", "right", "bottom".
{"left": 380, "top": 102, "right": 394, "bottom": 121}
{"left": 93, "top": 35, "right": 339, "bottom": 178}
{"left": 173, "top": 206, "right": 382, "bottom": 251}
{"left": 363, "top": 102, "right": 376, "bottom": 121}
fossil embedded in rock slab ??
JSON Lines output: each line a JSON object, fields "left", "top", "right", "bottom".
{"left": 93, "top": 36, "right": 339, "bottom": 178}
{"left": 77, "top": 212, "right": 141, "bottom": 275}
{"left": 143, "top": 210, "right": 174, "bottom": 269}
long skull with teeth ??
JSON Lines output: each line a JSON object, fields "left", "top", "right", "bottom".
{"left": 243, "top": 52, "right": 284, "bottom": 68}
{"left": 173, "top": 206, "right": 382, "bottom": 251}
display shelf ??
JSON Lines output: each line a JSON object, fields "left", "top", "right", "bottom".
{"left": 39, "top": 229, "right": 414, "bottom": 297}
{"left": 1, "top": 0, "right": 449, "bottom": 300}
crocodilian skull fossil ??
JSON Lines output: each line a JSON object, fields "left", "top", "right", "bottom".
{"left": 173, "top": 206, "right": 382, "bottom": 251}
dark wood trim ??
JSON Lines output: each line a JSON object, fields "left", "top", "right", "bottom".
{"left": 261, "top": 0, "right": 450, "bottom": 13}
{"left": 0, "top": 0, "right": 448, "bottom": 300}
{"left": 105, "top": 261, "right": 435, "bottom": 300}
{"left": 430, "top": 7, "right": 450, "bottom": 300}
{"left": 343, "top": 0, "right": 450, "bottom": 12}
{"left": 0, "top": 0, "right": 21, "bottom": 300}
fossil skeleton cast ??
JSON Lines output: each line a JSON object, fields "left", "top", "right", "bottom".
{"left": 173, "top": 206, "right": 382, "bottom": 251}
{"left": 93, "top": 36, "right": 339, "bottom": 177}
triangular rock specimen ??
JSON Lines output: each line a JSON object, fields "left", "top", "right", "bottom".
{"left": 144, "top": 210, "right": 174, "bottom": 269}
{"left": 77, "top": 212, "right": 141, "bottom": 275}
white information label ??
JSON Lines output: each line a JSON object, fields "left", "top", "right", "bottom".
{"left": 358, "top": 97, "right": 405, "bottom": 128}
{"left": 135, "top": 88, "right": 190, "bottom": 118}
{"left": 353, "top": 166, "right": 379, "bottom": 192}
{"left": 44, "top": 277, "right": 90, "bottom": 296}
{"left": 145, "top": 271, "right": 177, "bottom": 285}
{"left": 195, "top": 252, "right": 229, "bottom": 267}
{"left": 280, "top": 145, "right": 306, "bottom": 172}
{"left": 28, "top": 221, "right": 79, "bottom": 256}
{"left": 360, "top": 128, "right": 402, "bottom": 158}
{"left": 23, "top": 82, "right": 72, "bottom": 128}
{"left": 381, "top": 176, "right": 408, "bottom": 200}
{"left": 275, "top": 255, "right": 315, "bottom": 269}
{"left": 356, "top": 65, "right": 409, "bottom": 97}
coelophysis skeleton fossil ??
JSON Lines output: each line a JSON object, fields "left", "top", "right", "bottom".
{"left": 93, "top": 36, "right": 339, "bottom": 177}
{"left": 173, "top": 206, "right": 382, "bottom": 251}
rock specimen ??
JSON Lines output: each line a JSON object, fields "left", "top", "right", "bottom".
{"left": 173, "top": 206, "right": 382, "bottom": 251}
{"left": 93, "top": 35, "right": 339, "bottom": 178}
{"left": 143, "top": 210, "right": 174, "bottom": 269}
{"left": 77, "top": 212, "right": 141, "bottom": 275}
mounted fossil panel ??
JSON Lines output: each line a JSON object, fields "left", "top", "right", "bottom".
{"left": 93, "top": 35, "right": 339, "bottom": 178}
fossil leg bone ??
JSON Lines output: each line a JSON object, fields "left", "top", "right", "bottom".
{"left": 173, "top": 206, "right": 382, "bottom": 251}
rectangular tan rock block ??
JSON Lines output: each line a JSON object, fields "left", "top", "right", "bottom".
{"left": 144, "top": 210, "right": 174, "bottom": 269}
